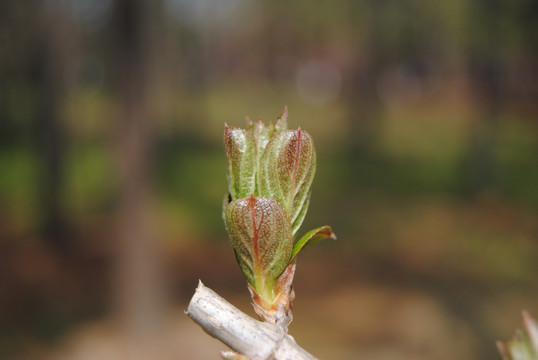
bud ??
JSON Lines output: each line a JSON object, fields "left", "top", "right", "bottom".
{"left": 498, "top": 311, "right": 538, "bottom": 360}
{"left": 258, "top": 128, "right": 316, "bottom": 235}
{"left": 223, "top": 108, "right": 335, "bottom": 329}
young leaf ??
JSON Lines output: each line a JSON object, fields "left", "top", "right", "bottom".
{"left": 247, "top": 107, "right": 288, "bottom": 163}
{"left": 498, "top": 312, "right": 538, "bottom": 360}
{"left": 291, "top": 225, "right": 336, "bottom": 261}
{"left": 224, "top": 196, "right": 293, "bottom": 297}
{"left": 523, "top": 311, "right": 538, "bottom": 352}
{"left": 224, "top": 125, "right": 256, "bottom": 200}
{"left": 258, "top": 129, "right": 316, "bottom": 235}
{"left": 225, "top": 108, "right": 289, "bottom": 201}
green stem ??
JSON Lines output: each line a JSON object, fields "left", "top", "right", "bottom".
{"left": 254, "top": 274, "right": 274, "bottom": 303}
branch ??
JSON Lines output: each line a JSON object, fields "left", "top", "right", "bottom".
{"left": 187, "top": 281, "right": 318, "bottom": 360}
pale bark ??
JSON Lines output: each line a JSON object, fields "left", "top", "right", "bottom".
{"left": 187, "top": 281, "right": 317, "bottom": 360}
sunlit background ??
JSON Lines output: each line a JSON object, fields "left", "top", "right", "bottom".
{"left": 1, "top": 0, "right": 537, "bottom": 359}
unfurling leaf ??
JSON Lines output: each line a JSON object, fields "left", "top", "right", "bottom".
{"left": 224, "top": 195, "right": 293, "bottom": 300}
{"left": 224, "top": 108, "right": 288, "bottom": 201}
{"left": 247, "top": 107, "right": 288, "bottom": 166}
{"left": 224, "top": 126, "right": 256, "bottom": 200}
{"left": 291, "top": 225, "right": 336, "bottom": 261}
{"left": 258, "top": 128, "right": 316, "bottom": 235}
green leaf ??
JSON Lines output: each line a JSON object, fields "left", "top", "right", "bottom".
{"left": 258, "top": 128, "right": 316, "bottom": 235}
{"left": 224, "top": 125, "right": 256, "bottom": 200}
{"left": 247, "top": 107, "right": 288, "bottom": 163}
{"left": 224, "top": 108, "right": 288, "bottom": 200}
{"left": 291, "top": 225, "right": 336, "bottom": 261}
{"left": 224, "top": 196, "right": 293, "bottom": 299}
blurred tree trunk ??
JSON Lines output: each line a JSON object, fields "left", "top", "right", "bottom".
{"left": 462, "top": 0, "right": 502, "bottom": 196}
{"left": 112, "top": 0, "right": 165, "bottom": 336}
{"left": 34, "top": 4, "right": 71, "bottom": 251}
{"left": 338, "top": 0, "right": 388, "bottom": 190}
{"left": 344, "top": 0, "right": 386, "bottom": 161}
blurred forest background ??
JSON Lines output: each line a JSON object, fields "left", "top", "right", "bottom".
{"left": 1, "top": 0, "right": 537, "bottom": 359}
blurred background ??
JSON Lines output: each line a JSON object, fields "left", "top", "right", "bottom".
{"left": 1, "top": 0, "right": 537, "bottom": 359}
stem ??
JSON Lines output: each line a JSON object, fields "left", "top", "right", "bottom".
{"left": 254, "top": 274, "right": 273, "bottom": 303}
{"left": 187, "top": 281, "right": 317, "bottom": 360}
